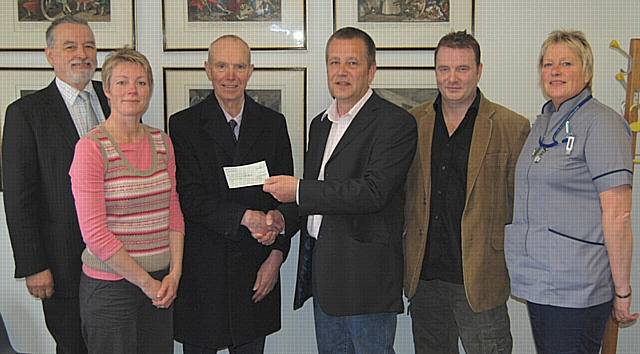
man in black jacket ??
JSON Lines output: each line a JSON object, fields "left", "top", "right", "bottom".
{"left": 170, "top": 35, "right": 298, "bottom": 354}
{"left": 264, "top": 27, "right": 417, "bottom": 354}
{"left": 2, "top": 16, "right": 109, "bottom": 354}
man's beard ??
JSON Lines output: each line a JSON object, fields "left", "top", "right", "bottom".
{"left": 69, "top": 60, "right": 96, "bottom": 87}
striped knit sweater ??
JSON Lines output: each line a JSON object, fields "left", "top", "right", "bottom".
{"left": 80, "top": 125, "right": 173, "bottom": 275}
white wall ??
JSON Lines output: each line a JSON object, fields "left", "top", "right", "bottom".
{"left": 1, "top": 1, "right": 639, "bottom": 353}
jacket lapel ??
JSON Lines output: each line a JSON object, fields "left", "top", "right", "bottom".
{"left": 92, "top": 80, "right": 111, "bottom": 117}
{"left": 235, "top": 95, "right": 265, "bottom": 164}
{"left": 326, "top": 92, "right": 380, "bottom": 162}
{"left": 43, "top": 80, "right": 80, "bottom": 150}
{"left": 200, "top": 94, "right": 238, "bottom": 161}
{"left": 305, "top": 114, "right": 332, "bottom": 180}
{"left": 416, "top": 104, "right": 436, "bottom": 200}
{"left": 466, "top": 95, "right": 493, "bottom": 203}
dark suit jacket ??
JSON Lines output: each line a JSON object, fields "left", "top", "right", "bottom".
{"left": 169, "top": 93, "right": 298, "bottom": 349}
{"left": 2, "top": 80, "right": 110, "bottom": 298}
{"left": 404, "top": 94, "right": 530, "bottom": 312}
{"left": 294, "top": 92, "right": 418, "bottom": 316}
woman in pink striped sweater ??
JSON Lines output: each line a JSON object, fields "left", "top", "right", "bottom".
{"left": 70, "top": 48, "right": 184, "bottom": 354}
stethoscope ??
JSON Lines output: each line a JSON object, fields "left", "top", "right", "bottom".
{"left": 532, "top": 94, "right": 592, "bottom": 163}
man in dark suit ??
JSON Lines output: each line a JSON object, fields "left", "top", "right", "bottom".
{"left": 264, "top": 27, "right": 417, "bottom": 353}
{"left": 2, "top": 16, "right": 109, "bottom": 354}
{"left": 170, "top": 35, "right": 298, "bottom": 354}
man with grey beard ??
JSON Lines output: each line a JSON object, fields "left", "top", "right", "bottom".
{"left": 2, "top": 16, "right": 110, "bottom": 354}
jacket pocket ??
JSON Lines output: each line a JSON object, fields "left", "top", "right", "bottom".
{"left": 351, "top": 215, "right": 391, "bottom": 245}
{"left": 548, "top": 228, "right": 604, "bottom": 246}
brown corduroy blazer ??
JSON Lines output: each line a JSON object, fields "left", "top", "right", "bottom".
{"left": 403, "top": 94, "right": 530, "bottom": 312}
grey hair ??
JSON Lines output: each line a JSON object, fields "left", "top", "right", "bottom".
{"left": 46, "top": 16, "right": 90, "bottom": 48}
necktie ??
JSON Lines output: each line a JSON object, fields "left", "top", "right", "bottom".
{"left": 229, "top": 119, "right": 238, "bottom": 143}
{"left": 76, "top": 91, "right": 99, "bottom": 136}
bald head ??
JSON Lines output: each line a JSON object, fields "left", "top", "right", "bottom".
{"left": 205, "top": 35, "right": 254, "bottom": 116}
{"left": 208, "top": 35, "right": 251, "bottom": 65}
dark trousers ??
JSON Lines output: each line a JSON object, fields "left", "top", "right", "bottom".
{"left": 409, "top": 279, "right": 512, "bottom": 354}
{"left": 527, "top": 300, "right": 613, "bottom": 354}
{"left": 79, "top": 270, "right": 172, "bottom": 354}
{"left": 42, "top": 296, "right": 87, "bottom": 354}
{"left": 182, "top": 337, "right": 266, "bottom": 354}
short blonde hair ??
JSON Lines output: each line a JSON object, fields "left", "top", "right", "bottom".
{"left": 102, "top": 47, "right": 153, "bottom": 93}
{"left": 539, "top": 30, "right": 593, "bottom": 89}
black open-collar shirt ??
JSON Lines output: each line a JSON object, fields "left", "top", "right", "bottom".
{"left": 420, "top": 89, "right": 481, "bottom": 284}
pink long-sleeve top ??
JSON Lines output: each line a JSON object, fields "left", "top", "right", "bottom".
{"left": 70, "top": 130, "right": 184, "bottom": 281}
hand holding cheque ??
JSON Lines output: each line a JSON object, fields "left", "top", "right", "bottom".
{"left": 263, "top": 176, "right": 299, "bottom": 203}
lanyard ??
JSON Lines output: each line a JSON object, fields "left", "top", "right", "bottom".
{"left": 538, "top": 95, "right": 592, "bottom": 149}
{"left": 532, "top": 95, "right": 592, "bottom": 163}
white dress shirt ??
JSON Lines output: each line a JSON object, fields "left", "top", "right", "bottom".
{"left": 305, "top": 88, "right": 373, "bottom": 239}
{"left": 56, "top": 77, "right": 106, "bottom": 136}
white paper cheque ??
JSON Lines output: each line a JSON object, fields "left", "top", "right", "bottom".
{"left": 223, "top": 161, "right": 270, "bottom": 189}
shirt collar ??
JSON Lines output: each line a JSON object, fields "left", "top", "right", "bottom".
{"left": 56, "top": 77, "right": 96, "bottom": 106}
{"left": 542, "top": 88, "right": 592, "bottom": 116}
{"left": 433, "top": 88, "right": 482, "bottom": 117}
{"left": 216, "top": 95, "right": 244, "bottom": 126}
{"left": 322, "top": 88, "right": 373, "bottom": 123}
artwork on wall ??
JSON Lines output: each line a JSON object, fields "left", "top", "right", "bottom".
{"left": 334, "top": 0, "right": 473, "bottom": 49}
{"left": 358, "top": 0, "right": 449, "bottom": 22}
{"left": 1, "top": 1, "right": 134, "bottom": 50}
{"left": 163, "top": 0, "right": 306, "bottom": 50}
{"left": 372, "top": 67, "right": 438, "bottom": 111}
{"left": 187, "top": 0, "right": 282, "bottom": 22}
{"left": 163, "top": 67, "right": 307, "bottom": 176}
{"left": 18, "top": 0, "right": 111, "bottom": 22}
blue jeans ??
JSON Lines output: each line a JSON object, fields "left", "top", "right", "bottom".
{"left": 313, "top": 297, "right": 397, "bottom": 354}
{"left": 527, "top": 300, "right": 613, "bottom": 354}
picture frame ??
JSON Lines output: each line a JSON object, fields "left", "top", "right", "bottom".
{"left": 372, "top": 66, "right": 438, "bottom": 111}
{"left": 162, "top": 0, "right": 306, "bottom": 51}
{"left": 334, "top": 0, "right": 474, "bottom": 49}
{"left": 163, "top": 67, "right": 307, "bottom": 176}
{"left": 3, "top": 1, "right": 135, "bottom": 50}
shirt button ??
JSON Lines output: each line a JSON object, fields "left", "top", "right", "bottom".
{"left": 437, "top": 190, "right": 442, "bottom": 195}
{"left": 441, "top": 165, "right": 446, "bottom": 171}
{"left": 434, "top": 215, "right": 440, "bottom": 220}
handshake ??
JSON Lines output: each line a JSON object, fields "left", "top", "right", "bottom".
{"left": 241, "top": 209, "right": 285, "bottom": 246}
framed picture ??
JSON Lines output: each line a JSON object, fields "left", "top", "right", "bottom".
{"left": 1, "top": 1, "right": 135, "bottom": 50}
{"left": 163, "top": 67, "right": 307, "bottom": 176}
{"left": 334, "top": 0, "right": 474, "bottom": 49}
{"left": 162, "top": 0, "right": 306, "bottom": 50}
{"left": 372, "top": 67, "right": 438, "bottom": 111}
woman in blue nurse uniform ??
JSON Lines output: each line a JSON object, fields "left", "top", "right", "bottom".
{"left": 505, "top": 30, "right": 638, "bottom": 353}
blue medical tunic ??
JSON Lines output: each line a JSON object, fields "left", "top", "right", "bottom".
{"left": 505, "top": 88, "right": 633, "bottom": 308}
